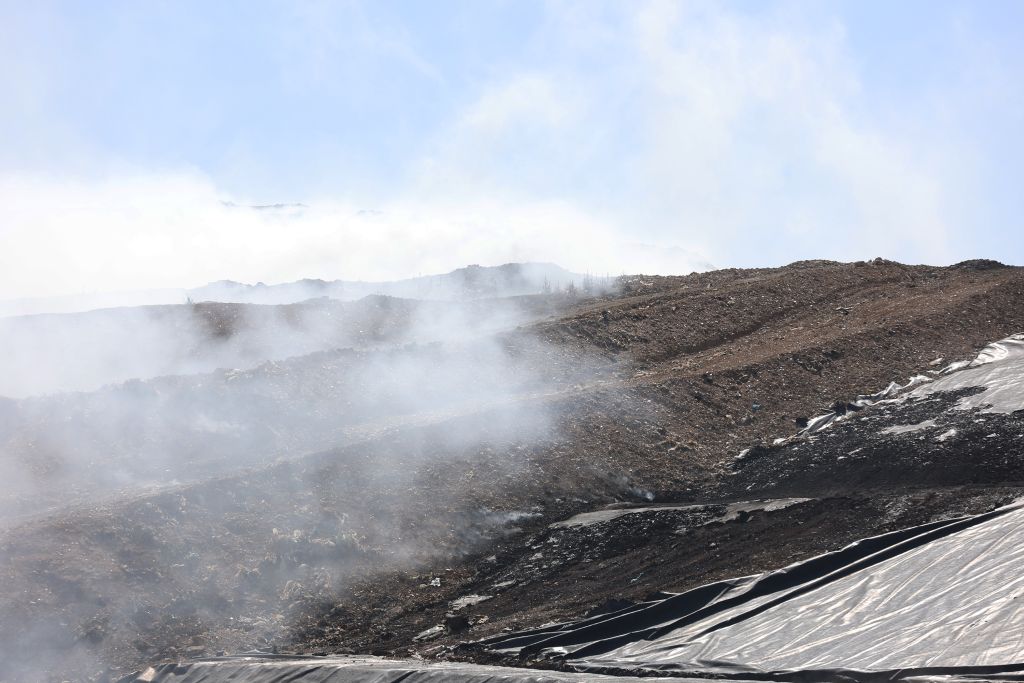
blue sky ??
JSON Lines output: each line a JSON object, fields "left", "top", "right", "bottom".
{"left": 1, "top": 0, "right": 1022, "bottom": 299}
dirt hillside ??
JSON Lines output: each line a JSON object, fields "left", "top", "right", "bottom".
{"left": 1, "top": 258, "right": 1022, "bottom": 682}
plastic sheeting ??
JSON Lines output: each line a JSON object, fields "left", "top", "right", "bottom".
{"left": 911, "top": 334, "right": 1024, "bottom": 414}
{"left": 770, "top": 333, "right": 1024, "bottom": 447}
{"left": 482, "top": 500, "right": 1024, "bottom": 681}
{"left": 119, "top": 654, "right": 752, "bottom": 683}
{"left": 122, "top": 502, "right": 1024, "bottom": 683}
{"left": 770, "top": 374, "right": 934, "bottom": 446}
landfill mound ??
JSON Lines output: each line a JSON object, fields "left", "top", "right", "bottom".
{"left": 3, "top": 259, "right": 1024, "bottom": 682}
{"left": 121, "top": 332, "right": 1024, "bottom": 683}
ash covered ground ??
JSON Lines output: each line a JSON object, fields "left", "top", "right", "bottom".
{"left": 1, "top": 259, "right": 1023, "bottom": 681}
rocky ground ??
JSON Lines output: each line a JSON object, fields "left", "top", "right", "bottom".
{"left": 1, "top": 258, "right": 1023, "bottom": 682}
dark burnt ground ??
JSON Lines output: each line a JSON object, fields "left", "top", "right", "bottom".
{"left": 287, "top": 389, "right": 1024, "bottom": 664}
{"left": 2, "top": 259, "right": 1024, "bottom": 681}
{"left": 724, "top": 389, "right": 1024, "bottom": 498}
{"left": 289, "top": 260, "right": 1024, "bottom": 661}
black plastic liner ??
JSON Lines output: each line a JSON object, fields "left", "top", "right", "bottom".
{"left": 120, "top": 654, "right": 751, "bottom": 682}
{"left": 480, "top": 500, "right": 1024, "bottom": 681}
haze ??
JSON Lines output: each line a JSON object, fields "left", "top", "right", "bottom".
{"left": 3, "top": 0, "right": 1023, "bottom": 302}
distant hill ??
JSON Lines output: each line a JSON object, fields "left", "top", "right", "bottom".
{"left": 0, "top": 263, "right": 610, "bottom": 317}
{"left": 187, "top": 262, "right": 604, "bottom": 305}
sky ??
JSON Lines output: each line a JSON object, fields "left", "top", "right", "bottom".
{"left": 1, "top": 0, "right": 1023, "bottom": 300}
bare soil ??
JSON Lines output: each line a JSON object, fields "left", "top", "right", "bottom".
{"left": 2, "top": 258, "right": 1023, "bottom": 681}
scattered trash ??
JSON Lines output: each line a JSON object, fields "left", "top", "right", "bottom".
{"left": 412, "top": 625, "right": 444, "bottom": 642}
{"left": 450, "top": 594, "right": 493, "bottom": 611}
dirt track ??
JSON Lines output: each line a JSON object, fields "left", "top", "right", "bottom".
{"left": 2, "top": 258, "right": 1023, "bottom": 681}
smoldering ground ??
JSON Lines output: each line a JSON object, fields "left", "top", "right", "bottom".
{"left": 0, "top": 285, "right": 621, "bottom": 681}
{"left": 0, "top": 291, "right": 556, "bottom": 399}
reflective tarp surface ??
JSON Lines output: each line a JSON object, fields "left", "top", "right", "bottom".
{"left": 482, "top": 500, "right": 1024, "bottom": 680}
{"left": 911, "top": 334, "right": 1024, "bottom": 414}
{"left": 121, "top": 654, "right": 749, "bottom": 683}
